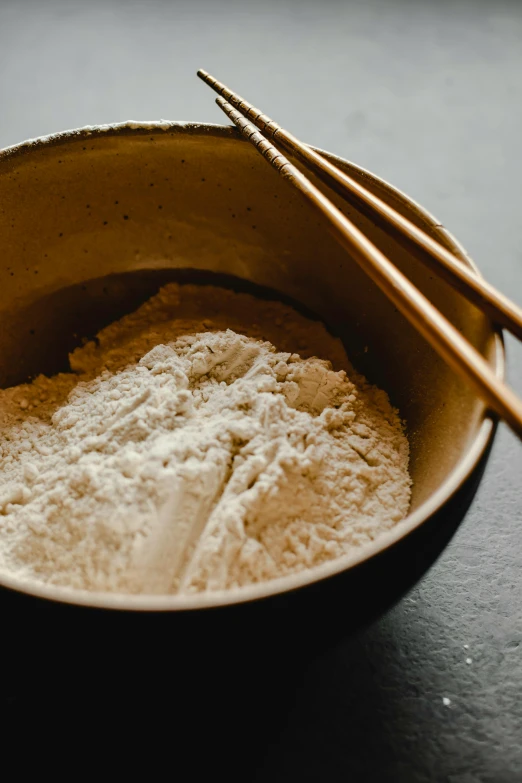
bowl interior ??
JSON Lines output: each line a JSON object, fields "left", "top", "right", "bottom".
{"left": 0, "top": 123, "right": 500, "bottom": 601}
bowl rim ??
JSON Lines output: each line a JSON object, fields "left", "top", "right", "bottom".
{"left": 0, "top": 121, "right": 504, "bottom": 611}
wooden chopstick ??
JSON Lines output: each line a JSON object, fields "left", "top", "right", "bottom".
{"left": 198, "top": 69, "right": 522, "bottom": 343}
{"left": 207, "top": 92, "right": 522, "bottom": 440}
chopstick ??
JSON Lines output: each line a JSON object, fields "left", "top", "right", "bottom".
{"left": 197, "top": 69, "right": 522, "bottom": 343}
{"left": 198, "top": 81, "right": 522, "bottom": 440}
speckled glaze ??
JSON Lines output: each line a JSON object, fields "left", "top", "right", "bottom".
{"left": 0, "top": 122, "right": 503, "bottom": 611}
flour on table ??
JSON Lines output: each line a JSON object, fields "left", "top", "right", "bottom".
{"left": 0, "top": 283, "right": 411, "bottom": 595}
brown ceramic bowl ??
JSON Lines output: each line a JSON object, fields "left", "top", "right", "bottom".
{"left": 0, "top": 122, "right": 502, "bottom": 632}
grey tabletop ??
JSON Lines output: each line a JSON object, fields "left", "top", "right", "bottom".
{"left": 1, "top": 0, "right": 521, "bottom": 779}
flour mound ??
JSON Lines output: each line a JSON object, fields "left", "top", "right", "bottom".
{"left": 0, "top": 284, "right": 411, "bottom": 595}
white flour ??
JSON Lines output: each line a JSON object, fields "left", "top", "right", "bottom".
{"left": 0, "top": 283, "right": 411, "bottom": 595}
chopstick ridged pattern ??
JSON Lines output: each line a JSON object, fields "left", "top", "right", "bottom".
{"left": 214, "top": 100, "right": 289, "bottom": 174}
{"left": 198, "top": 69, "right": 279, "bottom": 139}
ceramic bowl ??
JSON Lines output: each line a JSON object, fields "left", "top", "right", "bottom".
{"left": 0, "top": 122, "right": 502, "bottom": 638}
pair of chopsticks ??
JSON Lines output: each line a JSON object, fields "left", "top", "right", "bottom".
{"left": 197, "top": 69, "right": 522, "bottom": 441}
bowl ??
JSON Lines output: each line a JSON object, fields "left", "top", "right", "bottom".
{"left": 0, "top": 122, "right": 502, "bottom": 661}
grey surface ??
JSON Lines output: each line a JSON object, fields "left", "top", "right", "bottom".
{"left": 1, "top": 0, "right": 521, "bottom": 779}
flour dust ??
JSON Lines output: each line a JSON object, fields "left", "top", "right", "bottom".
{"left": 0, "top": 283, "right": 411, "bottom": 595}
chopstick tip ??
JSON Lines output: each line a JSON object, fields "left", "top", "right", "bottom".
{"left": 197, "top": 68, "right": 209, "bottom": 80}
